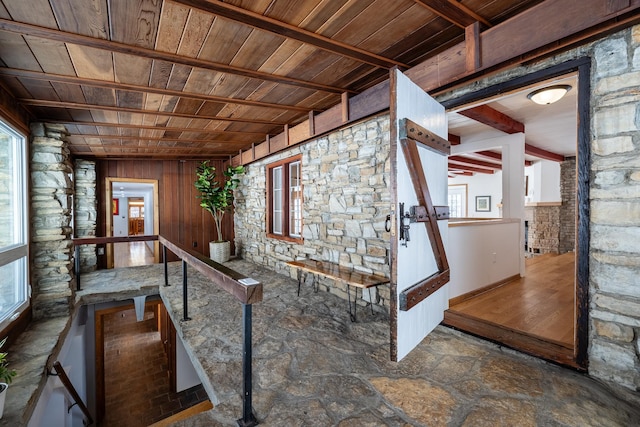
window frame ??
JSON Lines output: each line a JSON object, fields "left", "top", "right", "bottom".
{"left": 266, "top": 155, "right": 303, "bottom": 243}
{"left": 0, "top": 119, "right": 29, "bottom": 334}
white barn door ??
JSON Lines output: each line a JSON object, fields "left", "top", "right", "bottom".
{"left": 389, "top": 69, "right": 450, "bottom": 361}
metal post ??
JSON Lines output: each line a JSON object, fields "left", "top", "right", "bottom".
{"left": 182, "top": 260, "right": 191, "bottom": 321}
{"left": 75, "top": 245, "right": 81, "bottom": 291}
{"left": 163, "top": 244, "right": 169, "bottom": 286}
{"left": 237, "top": 303, "right": 257, "bottom": 427}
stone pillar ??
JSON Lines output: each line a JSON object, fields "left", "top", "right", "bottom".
{"left": 559, "top": 158, "right": 576, "bottom": 253}
{"left": 589, "top": 26, "right": 640, "bottom": 391}
{"left": 74, "top": 160, "right": 97, "bottom": 272}
{"left": 30, "top": 123, "right": 73, "bottom": 319}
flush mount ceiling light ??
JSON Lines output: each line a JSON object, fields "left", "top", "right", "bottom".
{"left": 527, "top": 85, "right": 572, "bottom": 105}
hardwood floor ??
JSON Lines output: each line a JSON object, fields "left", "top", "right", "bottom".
{"left": 444, "top": 252, "right": 577, "bottom": 367}
{"left": 114, "top": 241, "right": 155, "bottom": 268}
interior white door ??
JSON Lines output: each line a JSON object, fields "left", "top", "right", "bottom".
{"left": 390, "top": 69, "right": 450, "bottom": 361}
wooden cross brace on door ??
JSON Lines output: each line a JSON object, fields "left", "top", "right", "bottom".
{"left": 398, "top": 118, "right": 451, "bottom": 311}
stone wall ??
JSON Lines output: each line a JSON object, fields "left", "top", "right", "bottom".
{"left": 559, "top": 158, "right": 576, "bottom": 253}
{"left": 30, "top": 123, "right": 74, "bottom": 319}
{"left": 524, "top": 205, "right": 560, "bottom": 254}
{"left": 589, "top": 27, "right": 640, "bottom": 391}
{"left": 74, "top": 160, "right": 97, "bottom": 273}
{"left": 235, "top": 115, "right": 391, "bottom": 309}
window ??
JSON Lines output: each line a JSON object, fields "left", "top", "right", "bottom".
{"left": 448, "top": 184, "right": 468, "bottom": 218}
{"left": 0, "top": 120, "right": 28, "bottom": 330}
{"left": 267, "top": 155, "right": 302, "bottom": 240}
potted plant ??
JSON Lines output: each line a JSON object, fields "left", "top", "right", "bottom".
{"left": 0, "top": 338, "right": 16, "bottom": 419}
{"left": 195, "top": 161, "right": 245, "bottom": 263}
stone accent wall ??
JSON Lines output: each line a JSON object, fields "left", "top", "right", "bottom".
{"left": 559, "top": 158, "right": 576, "bottom": 253}
{"left": 524, "top": 205, "right": 560, "bottom": 254}
{"left": 589, "top": 27, "right": 640, "bottom": 391}
{"left": 30, "top": 123, "right": 74, "bottom": 319}
{"left": 74, "top": 160, "right": 97, "bottom": 272}
{"left": 235, "top": 115, "right": 391, "bottom": 309}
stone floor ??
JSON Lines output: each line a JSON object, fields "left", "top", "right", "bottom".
{"left": 156, "top": 260, "right": 640, "bottom": 427}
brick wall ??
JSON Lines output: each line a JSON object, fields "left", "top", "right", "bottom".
{"left": 234, "top": 115, "right": 391, "bottom": 310}
{"left": 559, "top": 158, "right": 576, "bottom": 253}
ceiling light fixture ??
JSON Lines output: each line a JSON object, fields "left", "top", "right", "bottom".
{"left": 527, "top": 85, "right": 572, "bottom": 105}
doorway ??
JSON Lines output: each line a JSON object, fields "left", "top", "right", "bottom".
{"left": 105, "top": 178, "right": 160, "bottom": 268}
{"left": 440, "top": 59, "right": 590, "bottom": 369}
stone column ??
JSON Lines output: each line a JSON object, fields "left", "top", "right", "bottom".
{"left": 74, "top": 160, "right": 97, "bottom": 272}
{"left": 559, "top": 158, "right": 576, "bottom": 253}
{"left": 30, "top": 123, "right": 73, "bottom": 319}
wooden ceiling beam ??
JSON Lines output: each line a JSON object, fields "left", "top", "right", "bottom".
{"left": 448, "top": 163, "right": 494, "bottom": 174}
{"left": 525, "top": 143, "right": 565, "bottom": 162}
{"left": 0, "top": 18, "right": 351, "bottom": 94}
{"left": 48, "top": 120, "right": 266, "bottom": 136}
{"left": 475, "top": 150, "right": 533, "bottom": 167}
{"left": 458, "top": 104, "right": 524, "bottom": 134}
{"left": 0, "top": 68, "right": 311, "bottom": 112}
{"left": 448, "top": 133, "right": 461, "bottom": 145}
{"left": 171, "top": 0, "right": 407, "bottom": 69}
{"left": 19, "top": 99, "right": 285, "bottom": 126}
{"left": 407, "top": 0, "right": 640, "bottom": 93}
{"left": 68, "top": 134, "right": 250, "bottom": 143}
{"left": 448, "top": 155, "right": 501, "bottom": 170}
{"left": 413, "top": 0, "right": 487, "bottom": 28}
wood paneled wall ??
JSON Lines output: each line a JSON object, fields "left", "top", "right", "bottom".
{"left": 95, "top": 159, "right": 235, "bottom": 266}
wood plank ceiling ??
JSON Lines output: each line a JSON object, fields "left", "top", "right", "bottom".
{"left": 0, "top": 0, "right": 546, "bottom": 159}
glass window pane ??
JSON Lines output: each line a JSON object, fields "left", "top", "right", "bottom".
{"left": 0, "top": 257, "right": 27, "bottom": 324}
{"left": 289, "top": 162, "right": 301, "bottom": 237}
{"left": 0, "top": 123, "right": 25, "bottom": 248}
{"left": 272, "top": 166, "right": 283, "bottom": 234}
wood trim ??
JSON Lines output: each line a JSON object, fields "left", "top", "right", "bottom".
{"left": 18, "top": 99, "right": 286, "bottom": 126}
{"left": 265, "top": 154, "right": 303, "bottom": 240}
{"left": 0, "top": 68, "right": 310, "bottom": 112}
{"left": 465, "top": 21, "right": 481, "bottom": 72}
{"left": 438, "top": 57, "right": 591, "bottom": 369}
{"left": 443, "top": 311, "right": 580, "bottom": 369}
{"left": 525, "top": 143, "right": 566, "bottom": 162}
{"left": 449, "top": 273, "right": 520, "bottom": 306}
{"left": 0, "top": 18, "right": 350, "bottom": 95}
{"left": 406, "top": 0, "right": 640, "bottom": 94}
{"left": 458, "top": 104, "right": 524, "bottom": 134}
{"left": 525, "top": 201, "right": 562, "bottom": 207}
{"left": 172, "top": 0, "right": 407, "bottom": 69}
{"left": 148, "top": 400, "right": 214, "bottom": 427}
{"left": 448, "top": 163, "right": 495, "bottom": 174}
{"left": 448, "top": 155, "right": 501, "bottom": 170}
{"left": 474, "top": 150, "right": 534, "bottom": 167}
{"left": 400, "top": 118, "right": 450, "bottom": 155}
{"left": 413, "top": 0, "right": 483, "bottom": 28}
{"left": 388, "top": 68, "right": 399, "bottom": 362}
{"left": 68, "top": 134, "right": 251, "bottom": 144}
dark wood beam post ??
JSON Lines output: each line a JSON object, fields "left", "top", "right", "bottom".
{"left": 465, "top": 21, "right": 481, "bottom": 72}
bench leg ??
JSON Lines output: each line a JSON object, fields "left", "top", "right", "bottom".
{"left": 296, "top": 269, "right": 302, "bottom": 296}
{"left": 368, "top": 288, "right": 375, "bottom": 316}
{"left": 347, "top": 285, "right": 357, "bottom": 322}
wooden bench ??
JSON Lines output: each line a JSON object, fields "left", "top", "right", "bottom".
{"left": 287, "top": 259, "right": 389, "bottom": 321}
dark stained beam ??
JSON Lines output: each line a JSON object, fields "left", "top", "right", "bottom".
{"left": 458, "top": 104, "right": 524, "bottom": 134}
{"left": 448, "top": 133, "right": 461, "bottom": 145}
{"left": 448, "top": 171, "right": 473, "bottom": 176}
{"left": 474, "top": 150, "right": 533, "bottom": 166}
{"left": 19, "top": 99, "right": 285, "bottom": 126}
{"left": 407, "top": 0, "right": 640, "bottom": 93}
{"left": 0, "top": 68, "right": 311, "bottom": 112}
{"left": 448, "top": 163, "right": 494, "bottom": 174}
{"left": 67, "top": 134, "right": 250, "bottom": 143}
{"left": 449, "top": 155, "right": 501, "bottom": 170}
{"left": 0, "top": 18, "right": 351, "bottom": 94}
{"left": 172, "top": 0, "right": 407, "bottom": 69}
{"left": 50, "top": 120, "right": 266, "bottom": 136}
{"left": 465, "top": 22, "right": 481, "bottom": 72}
{"left": 525, "top": 143, "right": 565, "bottom": 162}
{"left": 413, "top": 0, "right": 490, "bottom": 28}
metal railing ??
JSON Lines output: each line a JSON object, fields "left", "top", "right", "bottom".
{"left": 50, "top": 361, "right": 93, "bottom": 426}
{"left": 159, "top": 236, "right": 262, "bottom": 426}
{"left": 72, "top": 235, "right": 263, "bottom": 426}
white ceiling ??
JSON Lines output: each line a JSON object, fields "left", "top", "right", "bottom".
{"left": 113, "top": 181, "right": 154, "bottom": 198}
{"left": 447, "top": 74, "right": 578, "bottom": 159}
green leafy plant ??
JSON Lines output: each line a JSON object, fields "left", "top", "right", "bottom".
{"left": 0, "top": 338, "right": 16, "bottom": 384}
{"left": 195, "top": 161, "right": 245, "bottom": 242}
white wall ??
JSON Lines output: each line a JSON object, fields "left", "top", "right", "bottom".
{"left": 112, "top": 197, "right": 128, "bottom": 236}
{"left": 176, "top": 333, "right": 201, "bottom": 392}
{"left": 525, "top": 160, "right": 561, "bottom": 203}
{"left": 448, "top": 171, "right": 502, "bottom": 218}
{"left": 448, "top": 219, "right": 522, "bottom": 299}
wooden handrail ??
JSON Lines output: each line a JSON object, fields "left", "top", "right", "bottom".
{"left": 159, "top": 236, "right": 263, "bottom": 305}
{"left": 52, "top": 361, "right": 94, "bottom": 426}
{"left": 72, "top": 234, "right": 158, "bottom": 245}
